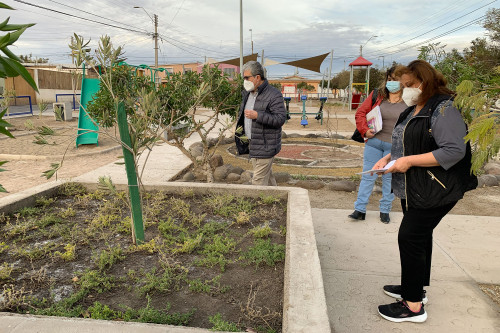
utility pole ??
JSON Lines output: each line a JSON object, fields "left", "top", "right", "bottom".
{"left": 326, "top": 49, "right": 334, "bottom": 99}
{"left": 249, "top": 28, "right": 253, "bottom": 54}
{"left": 154, "top": 14, "right": 158, "bottom": 68}
{"left": 239, "top": 0, "right": 243, "bottom": 73}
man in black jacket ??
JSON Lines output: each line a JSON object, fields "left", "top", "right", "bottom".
{"left": 235, "top": 61, "right": 286, "bottom": 185}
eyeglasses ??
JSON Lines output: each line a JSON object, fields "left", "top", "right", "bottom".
{"left": 243, "top": 75, "right": 254, "bottom": 80}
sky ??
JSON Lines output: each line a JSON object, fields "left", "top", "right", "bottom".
{"left": 3, "top": 0, "right": 498, "bottom": 79}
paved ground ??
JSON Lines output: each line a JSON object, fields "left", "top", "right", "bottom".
{"left": 2, "top": 107, "right": 500, "bottom": 332}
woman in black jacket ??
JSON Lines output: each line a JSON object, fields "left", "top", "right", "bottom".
{"left": 373, "top": 60, "right": 477, "bottom": 323}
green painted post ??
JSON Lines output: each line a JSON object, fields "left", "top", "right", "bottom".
{"left": 116, "top": 102, "right": 145, "bottom": 244}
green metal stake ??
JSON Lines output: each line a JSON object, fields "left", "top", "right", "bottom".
{"left": 116, "top": 101, "right": 145, "bottom": 244}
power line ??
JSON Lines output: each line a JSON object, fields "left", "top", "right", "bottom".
{"left": 13, "top": 0, "right": 148, "bottom": 36}
{"left": 46, "top": 0, "right": 149, "bottom": 34}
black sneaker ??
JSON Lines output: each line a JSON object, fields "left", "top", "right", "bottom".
{"left": 383, "top": 285, "right": 428, "bottom": 304}
{"left": 378, "top": 300, "right": 427, "bottom": 323}
{"left": 348, "top": 210, "right": 365, "bottom": 220}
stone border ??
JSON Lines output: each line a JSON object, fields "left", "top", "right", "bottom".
{"left": 0, "top": 181, "right": 331, "bottom": 333}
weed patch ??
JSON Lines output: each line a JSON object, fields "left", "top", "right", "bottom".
{"left": 0, "top": 188, "right": 286, "bottom": 331}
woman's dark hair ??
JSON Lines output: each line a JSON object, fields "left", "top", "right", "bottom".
{"left": 395, "top": 60, "right": 454, "bottom": 105}
{"left": 378, "top": 65, "right": 400, "bottom": 100}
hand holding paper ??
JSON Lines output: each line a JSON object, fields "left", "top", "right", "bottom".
{"left": 356, "top": 160, "right": 396, "bottom": 175}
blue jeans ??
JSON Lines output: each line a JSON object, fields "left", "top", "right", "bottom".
{"left": 354, "top": 137, "right": 394, "bottom": 214}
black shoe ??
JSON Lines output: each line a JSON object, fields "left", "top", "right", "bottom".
{"left": 348, "top": 210, "right": 365, "bottom": 220}
{"left": 380, "top": 212, "right": 390, "bottom": 223}
{"left": 378, "top": 300, "right": 427, "bottom": 323}
{"left": 383, "top": 285, "right": 428, "bottom": 304}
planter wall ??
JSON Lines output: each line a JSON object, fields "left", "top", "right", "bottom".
{"left": 0, "top": 181, "right": 330, "bottom": 333}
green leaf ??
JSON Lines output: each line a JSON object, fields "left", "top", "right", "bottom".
{"left": 0, "top": 56, "right": 38, "bottom": 91}
{"left": 1, "top": 46, "right": 20, "bottom": 61}
{"left": 42, "top": 163, "right": 60, "bottom": 179}
{"left": 0, "top": 161, "right": 8, "bottom": 167}
{"left": 0, "top": 184, "right": 7, "bottom": 193}
{"left": 1, "top": 23, "right": 35, "bottom": 32}
{"left": 0, "top": 17, "right": 9, "bottom": 30}
{"left": 0, "top": 3, "right": 14, "bottom": 10}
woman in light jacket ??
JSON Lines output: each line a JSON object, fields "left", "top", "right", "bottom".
{"left": 348, "top": 66, "right": 406, "bottom": 223}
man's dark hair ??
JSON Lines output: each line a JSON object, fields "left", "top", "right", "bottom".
{"left": 242, "top": 61, "right": 266, "bottom": 80}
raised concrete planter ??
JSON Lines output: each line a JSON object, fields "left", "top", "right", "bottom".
{"left": 0, "top": 181, "right": 330, "bottom": 333}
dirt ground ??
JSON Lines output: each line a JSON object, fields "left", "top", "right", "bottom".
{"left": 0, "top": 116, "right": 122, "bottom": 199}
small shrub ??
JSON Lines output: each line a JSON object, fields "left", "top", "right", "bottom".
{"left": 16, "top": 207, "right": 42, "bottom": 217}
{"left": 175, "top": 234, "right": 203, "bottom": 254}
{"left": 259, "top": 194, "right": 280, "bottom": 205}
{"left": 59, "top": 182, "right": 88, "bottom": 196}
{"left": 87, "top": 301, "right": 118, "bottom": 320}
{"left": 241, "top": 239, "right": 285, "bottom": 268}
{"left": 122, "top": 297, "right": 195, "bottom": 325}
{"left": 36, "top": 214, "right": 63, "bottom": 228}
{"left": 54, "top": 243, "right": 76, "bottom": 261}
{"left": 0, "top": 241, "right": 9, "bottom": 254}
{"left": 34, "top": 196, "right": 56, "bottom": 208}
{"left": 0, "top": 262, "right": 14, "bottom": 281}
{"left": 235, "top": 211, "right": 250, "bottom": 224}
{"left": 77, "top": 269, "right": 115, "bottom": 294}
{"left": 208, "top": 313, "right": 240, "bottom": 331}
{"left": 59, "top": 207, "right": 76, "bottom": 219}
{"left": 94, "top": 246, "right": 125, "bottom": 271}
{"left": 249, "top": 223, "right": 273, "bottom": 238}
{"left": 188, "top": 274, "right": 229, "bottom": 294}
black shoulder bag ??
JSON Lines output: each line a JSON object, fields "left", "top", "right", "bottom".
{"left": 351, "top": 89, "right": 378, "bottom": 143}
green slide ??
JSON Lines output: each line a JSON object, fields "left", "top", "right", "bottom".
{"left": 76, "top": 76, "right": 100, "bottom": 147}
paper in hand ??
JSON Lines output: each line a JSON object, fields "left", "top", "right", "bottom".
{"left": 356, "top": 160, "right": 396, "bottom": 175}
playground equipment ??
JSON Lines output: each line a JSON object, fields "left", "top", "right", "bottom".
{"left": 348, "top": 56, "right": 373, "bottom": 110}
{"left": 284, "top": 97, "right": 291, "bottom": 120}
{"left": 76, "top": 62, "right": 171, "bottom": 147}
{"left": 76, "top": 63, "right": 101, "bottom": 147}
{"left": 0, "top": 96, "right": 33, "bottom": 116}
{"left": 285, "top": 95, "right": 325, "bottom": 127}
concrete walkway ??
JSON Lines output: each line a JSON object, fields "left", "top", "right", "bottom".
{"left": 313, "top": 209, "right": 500, "bottom": 332}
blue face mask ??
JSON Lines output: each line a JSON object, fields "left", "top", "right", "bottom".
{"left": 386, "top": 81, "right": 401, "bottom": 93}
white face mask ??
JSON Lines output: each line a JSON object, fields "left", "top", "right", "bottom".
{"left": 244, "top": 79, "right": 255, "bottom": 92}
{"left": 402, "top": 83, "right": 422, "bottom": 106}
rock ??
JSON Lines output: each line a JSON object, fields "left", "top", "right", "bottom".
{"left": 287, "top": 133, "right": 302, "bottom": 138}
{"left": 213, "top": 164, "right": 232, "bottom": 181}
{"left": 274, "top": 172, "right": 291, "bottom": 183}
{"left": 193, "top": 169, "right": 206, "bottom": 181}
{"left": 189, "top": 141, "right": 203, "bottom": 151}
{"left": 195, "top": 155, "right": 203, "bottom": 163}
{"left": 190, "top": 147, "right": 203, "bottom": 158}
{"left": 222, "top": 136, "right": 234, "bottom": 145}
{"left": 478, "top": 174, "right": 499, "bottom": 187}
{"left": 207, "top": 137, "right": 218, "bottom": 148}
{"left": 226, "top": 173, "right": 241, "bottom": 182}
{"left": 305, "top": 133, "right": 319, "bottom": 138}
{"left": 495, "top": 174, "right": 500, "bottom": 182}
{"left": 239, "top": 170, "right": 253, "bottom": 183}
{"left": 373, "top": 185, "right": 382, "bottom": 193}
{"left": 281, "top": 132, "right": 288, "bottom": 139}
{"left": 327, "top": 180, "right": 357, "bottom": 192}
{"left": 483, "top": 162, "right": 500, "bottom": 175}
{"left": 329, "top": 133, "right": 346, "bottom": 140}
{"left": 182, "top": 171, "right": 195, "bottom": 182}
{"left": 210, "top": 154, "right": 224, "bottom": 168}
{"left": 229, "top": 166, "right": 244, "bottom": 175}
{"left": 295, "top": 180, "right": 324, "bottom": 190}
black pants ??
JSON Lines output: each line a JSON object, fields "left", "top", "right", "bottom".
{"left": 399, "top": 199, "right": 457, "bottom": 302}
